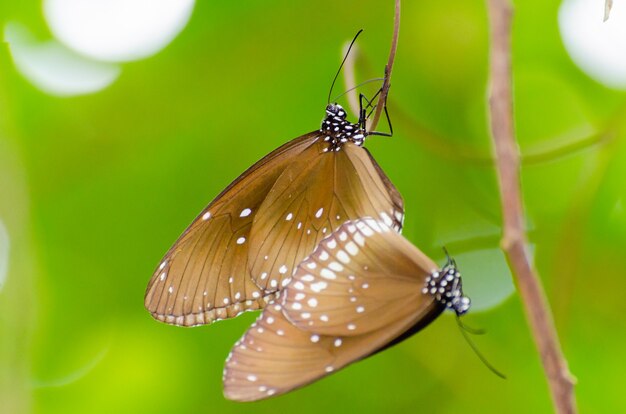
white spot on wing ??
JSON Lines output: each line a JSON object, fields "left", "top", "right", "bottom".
{"left": 311, "top": 281, "right": 328, "bottom": 292}
{"left": 336, "top": 251, "right": 350, "bottom": 264}
{"left": 320, "top": 268, "right": 336, "bottom": 280}
{"left": 380, "top": 212, "right": 393, "bottom": 227}
{"left": 236, "top": 236, "right": 246, "bottom": 245}
{"left": 240, "top": 208, "right": 252, "bottom": 217}
{"left": 345, "top": 242, "right": 359, "bottom": 256}
{"left": 354, "top": 232, "right": 365, "bottom": 246}
{"left": 328, "top": 261, "right": 343, "bottom": 272}
{"left": 315, "top": 207, "right": 324, "bottom": 218}
{"left": 363, "top": 218, "right": 383, "bottom": 233}
{"left": 356, "top": 221, "right": 374, "bottom": 236}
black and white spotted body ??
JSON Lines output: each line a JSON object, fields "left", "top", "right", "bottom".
{"left": 320, "top": 103, "right": 366, "bottom": 149}
{"left": 423, "top": 263, "right": 471, "bottom": 315}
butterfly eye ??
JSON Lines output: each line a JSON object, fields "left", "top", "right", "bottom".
{"left": 325, "top": 103, "right": 338, "bottom": 114}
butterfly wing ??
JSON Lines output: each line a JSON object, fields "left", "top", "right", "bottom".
{"left": 223, "top": 219, "right": 442, "bottom": 402}
{"left": 223, "top": 303, "right": 421, "bottom": 402}
{"left": 248, "top": 142, "right": 404, "bottom": 294}
{"left": 282, "top": 218, "right": 439, "bottom": 336}
{"left": 144, "top": 132, "right": 320, "bottom": 326}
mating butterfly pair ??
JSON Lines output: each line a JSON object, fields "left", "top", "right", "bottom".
{"left": 144, "top": 100, "right": 471, "bottom": 401}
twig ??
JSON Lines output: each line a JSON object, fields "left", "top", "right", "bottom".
{"left": 368, "top": 0, "right": 400, "bottom": 132}
{"left": 485, "top": 1, "right": 578, "bottom": 413}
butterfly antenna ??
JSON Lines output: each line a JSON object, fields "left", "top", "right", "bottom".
{"left": 332, "top": 77, "right": 384, "bottom": 102}
{"left": 328, "top": 29, "right": 364, "bottom": 104}
{"left": 456, "top": 316, "right": 506, "bottom": 379}
{"left": 457, "top": 317, "right": 487, "bottom": 335}
{"left": 442, "top": 246, "right": 457, "bottom": 268}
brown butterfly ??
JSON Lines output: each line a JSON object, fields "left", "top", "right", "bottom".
{"left": 144, "top": 101, "right": 403, "bottom": 326}
{"left": 222, "top": 218, "right": 471, "bottom": 401}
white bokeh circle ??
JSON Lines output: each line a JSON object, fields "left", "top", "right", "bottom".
{"left": 5, "top": 22, "right": 120, "bottom": 97}
{"left": 43, "top": 0, "right": 195, "bottom": 62}
{"left": 559, "top": 0, "right": 626, "bottom": 89}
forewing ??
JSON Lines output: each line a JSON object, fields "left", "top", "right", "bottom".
{"left": 145, "top": 133, "right": 319, "bottom": 326}
{"left": 249, "top": 142, "right": 405, "bottom": 294}
{"left": 283, "top": 218, "right": 439, "bottom": 336}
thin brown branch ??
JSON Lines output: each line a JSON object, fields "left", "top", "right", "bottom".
{"left": 368, "top": 0, "right": 400, "bottom": 132}
{"left": 486, "top": 1, "right": 578, "bottom": 413}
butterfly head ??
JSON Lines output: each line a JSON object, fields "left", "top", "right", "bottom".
{"left": 325, "top": 103, "right": 348, "bottom": 119}
{"left": 321, "top": 103, "right": 366, "bottom": 148}
{"left": 423, "top": 260, "right": 471, "bottom": 316}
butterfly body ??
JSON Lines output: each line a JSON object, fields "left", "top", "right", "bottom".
{"left": 320, "top": 103, "right": 366, "bottom": 148}
{"left": 145, "top": 105, "right": 403, "bottom": 327}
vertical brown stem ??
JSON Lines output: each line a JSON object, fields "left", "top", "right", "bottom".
{"left": 369, "top": 0, "right": 400, "bottom": 132}
{"left": 486, "top": 0, "right": 577, "bottom": 413}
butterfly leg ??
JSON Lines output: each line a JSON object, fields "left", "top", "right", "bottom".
{"left": 358, "top": 93, "right": 370, "bottom": 129}
{"left": 362, "top": 93, "right": 393, "bottom": 138}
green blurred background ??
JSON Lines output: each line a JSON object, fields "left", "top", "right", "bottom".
{"left": 1, "top": 0, "right": 624, "bottom": 412}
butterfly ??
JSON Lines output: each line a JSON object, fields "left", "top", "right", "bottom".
{"left": 222, "top": 217, "right": 471, "bottom": 401}
{"left": 144, "top": 101, "right": 404, "bottom": 327}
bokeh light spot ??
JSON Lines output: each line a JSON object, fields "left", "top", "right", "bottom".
{"left": 4, "top": 22, "right": 120, "bottom": 97}
{"left": 44, "top": 0, "right": 196, "bottom": 62}
{"left": 559, "top": 0, "right": 626, "bottom": 89}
